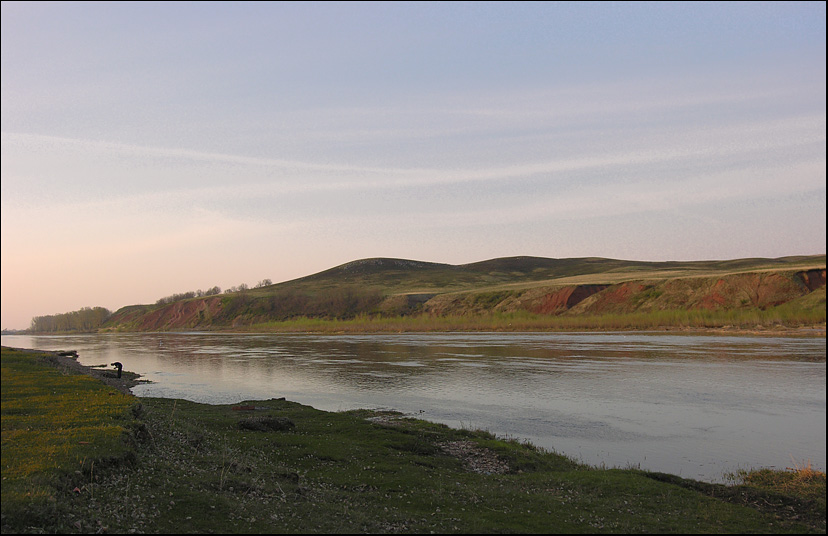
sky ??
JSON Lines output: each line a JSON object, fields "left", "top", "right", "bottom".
{"left": 1, "top": 1, "right": 825, "bottom": 330}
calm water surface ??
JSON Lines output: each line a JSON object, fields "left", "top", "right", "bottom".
{"left": 3, "top": 332, "right": 825, "bottom": 483}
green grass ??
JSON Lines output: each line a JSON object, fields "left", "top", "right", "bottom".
{"left": 2, "top": 346, "right": 824, "bottom": 533}
{"left": 1, "top": 348, "right": 137, "bottom": 529}
{"left": 236, "top": 302, "right": 825, "bottom": 333}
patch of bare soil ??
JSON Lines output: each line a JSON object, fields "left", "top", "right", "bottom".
{"left": 366, "top": 413, "right": 510, "bottom": 475}
{"left": 438, "top": 440, "right": 510, "bottom": 475}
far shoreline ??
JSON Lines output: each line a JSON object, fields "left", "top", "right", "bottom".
{"left": 8, "top": 322, "right": 828, "bottom": 338}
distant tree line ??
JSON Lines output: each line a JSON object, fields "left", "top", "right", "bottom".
{"left": 30, "top": 306, "right": 112, "bottom": 333}
{"left": 155, "top": 279, "right": 273, "bottom": 306}
{"left": 224, "top": 284, "right": 247, "bottom": 294}
{"left": 156, "top": 286, "right": 222, "bottom": 306}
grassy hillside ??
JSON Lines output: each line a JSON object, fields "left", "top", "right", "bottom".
{"left": 101, "top": 255, "right": 826, "bottom": 332}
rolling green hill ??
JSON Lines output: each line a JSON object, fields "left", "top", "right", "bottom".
{"left": 99, "top": 255, "right": 826, "bottom": 332}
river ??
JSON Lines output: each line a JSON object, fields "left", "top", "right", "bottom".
{"left": 2, "top": 331, "right": 825, "bottom": 483}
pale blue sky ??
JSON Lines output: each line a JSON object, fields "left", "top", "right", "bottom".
{"left": 2, "top": 1, "right": 825, "bottom": 329}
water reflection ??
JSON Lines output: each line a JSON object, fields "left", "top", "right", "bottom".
{"left": 2, "top": 331, "right": 824, "bottom": 483}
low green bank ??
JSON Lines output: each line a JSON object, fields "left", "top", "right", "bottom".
{"left": 240, "top": 304, "right": 826, "bottom": 333}
{"left": 1, "top": 347, "right": 824, "bottom": 533}
{"left": 1, "top": 347, "right": 137, "bottom": 529}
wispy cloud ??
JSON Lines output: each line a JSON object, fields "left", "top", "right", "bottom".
{"left": 3, "top": 106, "right": 823, "bottom": 201}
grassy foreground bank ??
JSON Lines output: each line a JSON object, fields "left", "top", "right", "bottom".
{"left": 2, "top": 347, "right": 825, "bottom": 533}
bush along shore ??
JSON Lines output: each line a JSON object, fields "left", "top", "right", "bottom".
{"left": 1, "top": 347, "right": 825, "bottom": 534}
